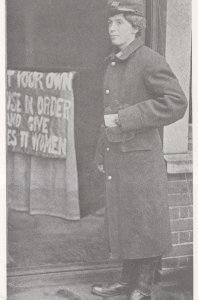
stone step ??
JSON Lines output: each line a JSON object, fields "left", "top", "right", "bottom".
{"left": 8, "top": 282, "right": 193, "bottom": 300}
{"left": 8, "top": 268, "right": 193, "bottom": 300}
{"left": 103, "top": 296, "right": 128, "bottom": 300}
{"left": 8, "top": 285, "right": 129, "bottom": 300}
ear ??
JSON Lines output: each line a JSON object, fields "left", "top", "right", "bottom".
{"left": 131, "top": 26, "right": 138, "bottom": 35}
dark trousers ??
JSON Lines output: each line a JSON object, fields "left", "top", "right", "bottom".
{"left": 120, "top": 257, "right": 161, "bottom": 296}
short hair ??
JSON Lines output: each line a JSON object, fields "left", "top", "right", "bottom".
{"left": 124, "top": 13, "right": 146, "bottom": 37}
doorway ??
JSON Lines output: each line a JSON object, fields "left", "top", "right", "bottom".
{"left": 7, "top": 0, "right": 166, "bottom": 274}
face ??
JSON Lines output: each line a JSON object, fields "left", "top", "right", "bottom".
{"left": 108, "top": 13, "right": 137, "bottom": 50}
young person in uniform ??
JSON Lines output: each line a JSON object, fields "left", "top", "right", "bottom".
{"left": 92, "top": 0, "right": 188, "bottom": 299}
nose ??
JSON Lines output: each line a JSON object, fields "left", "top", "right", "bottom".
{"left": 109, "top": 22, "right": 116, "bottom": 34}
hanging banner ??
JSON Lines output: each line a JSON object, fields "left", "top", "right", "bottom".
{"left": 7, "top": 70, "right": 75, "bottom": 159}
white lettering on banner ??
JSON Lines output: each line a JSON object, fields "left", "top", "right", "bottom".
{"left": 24, "top": 95, "right": 34, "bottom": 115}
{"left": 32, "top": 133, "right": 67, "bottom": 156}
{"left": 7, "top": 113, "right": 22, "bottom": 128}
{"left": 7, "top": 70, "right": 15, "bottom": 88}
{"left": 37, "top": 96, "right": 71, "bottom": 120}
{"left": 45, "top": 72, "right": 74, "bottom": 91}
{"left": 7, "top": 70, "right": 74, "bottom": 158}
{"left": 7, "top": 129, "right": 17, "bottom": 147}
{"left": 20, "top": 131, "right": 29, "bottom": 148}
{"left": 16, "top": 71, "right": 44, "bottom": 90}
{"left": 28, "top": 116, "right": 50, "bottom": 134}
{"left": 7, "top": 91, "right": 22, "bottom": 113}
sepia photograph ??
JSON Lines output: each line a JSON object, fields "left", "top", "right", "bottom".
{"left": 6, "top": 0, "right": 192, "bottom": 299}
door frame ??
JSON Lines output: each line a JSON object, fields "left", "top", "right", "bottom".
{"left": 146, "top": 0, "right": 167, "bottom": 143}
{"left": 146, "top": 0, "right": 167, "bottom": 56}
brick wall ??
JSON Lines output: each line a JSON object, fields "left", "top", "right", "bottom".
{"left": 162, "top": 172, "right": 193, "bottom": 270}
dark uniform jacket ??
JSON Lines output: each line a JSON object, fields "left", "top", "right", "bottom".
{"left": 95, "top": 37, "right": 188, "bottom": 260}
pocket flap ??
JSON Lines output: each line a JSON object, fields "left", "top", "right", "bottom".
{"left": 121, "top": 129, "right": 156, "bottom": 152}
{"left": 105, "top": 127, "right": 136, "bottom": 143}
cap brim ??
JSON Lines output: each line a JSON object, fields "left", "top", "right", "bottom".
{"left": 107, "top": 7, "right": 144, "bottom": 17}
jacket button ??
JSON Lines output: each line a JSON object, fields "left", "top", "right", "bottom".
{"left": 111, "top": 61, "right": 116, "bottom": 66}
{"left": 106, "top": 147, "right": 110, "bottom": 151}
{"left": 105, "top": 89, "right": 110, "bottom": 94}
{"left": 107, "top": 175, "right": 112, "bottom": 180}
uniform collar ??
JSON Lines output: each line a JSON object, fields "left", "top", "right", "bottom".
{"left": 107, "top": 37, "right": 144, "bottom": 62}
